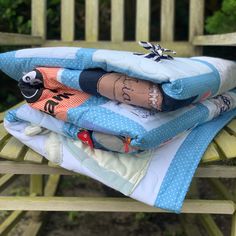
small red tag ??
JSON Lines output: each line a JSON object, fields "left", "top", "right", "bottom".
{"left": 77, "top": 130, "right": 94, "bottom": 149}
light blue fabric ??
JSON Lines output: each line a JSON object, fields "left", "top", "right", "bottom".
{"left": 1, "top": 47, "right": 236, "bottom": 103}
{"left": 60, "top": 69, "right": 82, "bottom": 90}
{"left": 0, "top": 48, "right": 97, "bottom": 81}
{"left": 1, "top": 47, "right": 236, "bottom": 151}
{"left": 4, "top": 94, "right": 233, "bottom": 152}
{"left": 5, "top": 108, "right": 20, "bottom": 122}
{"left": 154, "top": 108, "right": 236, "bottom": 213}
{"left": 162, "top": 67, "right": 220, "bottom": 101}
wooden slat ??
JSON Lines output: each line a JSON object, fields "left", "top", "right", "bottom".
{"left": 61, "top": 0, "right": 75, "bottom": 41}
{"left": 232, "top": 213, "right": 236, "bottom": 236}
{"left": 0, "top": 176, "right": 60, "bottom": 236}
{"left": 208, "top": 179, "right": 234, "bottom": 201}
{"left": 31, "top": 0, "right": 47, "bottom": 39}
{"left": 44, "top": 175, "right": 60, "bottom": 197}
{"left": 189, "top": 0, "right": 204, "bottom": 55}
{"left": 0, "top": 174, "right": 17, "bottom": 193}
{"left": 0, "top": 197, "right": 233, "bottom": 214}
{"left": 0, "top": 161, "right": 236, "bottom": 178}
{"left": 198, "top": 215, "right": 224, "bottom": 236}
{"left": 227, "top": 119, "right": 236, "bottom": 134}
{"left": 0, "top": 32, "right": 43, "bottom": 46}
{"left": 0, "top": 137, "right": 26, "bottom": 160}
{"left": 0, "top": 123, "right": 10, "bottom": 145}
{"left": 0, "top": 161, "right": 72, "bottom": 175}
{"left": 24, "top": 148, "right": 44, "bottom": 163}
{"left": 161, "top": 0, "right": 175, "bottom": 41}
{"left": 85, "top": 0, "right": 99, "bottom": 42}
{"left": 214, "top": 130, "right": 236, "bottom": 159}
{"left": 48, "top": 161, "right": 59, "bottom": 167}
{"left": 193, "top": 32, "right": 236, "bottom": 46}
{"left": 0, "top": 211, "right": 25, "bottom": 236}
{"left": 0, "top": 112, "right": 4, "bottom": 122}
{"left": 189, "top": 0, "right": 204, "bottom": 42}
{"left": 43, "top": 40, "right": 195, "bottom": 57}
{"left": 24, "top": 221, "right": 42, "bottom": 236}
{"left": 195, "top": 165, "right": 236, "bottom": 178}
{"left": 111, "top": 0, "right": 124, "bottom": 42}
{"left": 30, "top": 175, "right": 43, "bottom": 196}
{"left": 179, "top": 215, "right": 203, "bottom": 236}
{"left": 201, "top": 142, "right": 221, "bottom": 163}
{"left": 23, "top": 175, "right": 60, "bottom": 236}
{"left": 135, "top": 0, "right": 150, "bottom": 41}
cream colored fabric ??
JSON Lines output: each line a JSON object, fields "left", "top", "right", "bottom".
{"left": 43, "top": 128, "right": 152, "bottom": 188}
{"left": 70, "top": 138, "right": 152, "bottom": 186}
{"left": 45, "top": 132, "right": 63, "bottom": 165}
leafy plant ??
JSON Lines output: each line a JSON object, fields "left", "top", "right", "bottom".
{"left": 205, "top": 0, "right": 236, "bottom": 34}
{"left": 0, "top": 0, "right": 31, "bottom": 34}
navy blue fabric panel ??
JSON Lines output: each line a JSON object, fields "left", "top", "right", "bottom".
{"left": 79, "top": 68, "right": 107, "bottom": 96}
{"left": 160, "top": 86, "right": 197, "bottom": 111}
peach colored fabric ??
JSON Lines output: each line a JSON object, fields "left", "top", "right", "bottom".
{"left": 97, "top": 73, "right": 163, "bottom": 110}
{"left": 30, "top": 67, "right": 90, "bottom": 121}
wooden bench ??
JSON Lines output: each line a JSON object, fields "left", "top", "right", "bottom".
{"left": 0, "top": 0, "right": 236, "bottom": 235}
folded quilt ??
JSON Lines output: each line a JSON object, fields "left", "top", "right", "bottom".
{"left": 1, "top": 45, "right": 236, "bottom": 107}
{"left": 1, "top": 44, "right": 236, "bottom": 213}
{"left": 4, "top": 105, "right": 236, "bottom": 212}
{"left": 10, "top": 80, "right": 236, "bottom": 153}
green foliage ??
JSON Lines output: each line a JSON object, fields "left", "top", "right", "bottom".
{"left": 0, "top": 0, "right": 31, "bottom": 34}
{"left": 47, "top": 0, "right": 61, "bottom": 39}
{"left": 205, "top": 0, "right": 236, "bottom": 34}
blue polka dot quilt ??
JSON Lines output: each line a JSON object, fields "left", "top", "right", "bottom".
{"left": 1, "top": 46, "right": 236, "bottom": 212}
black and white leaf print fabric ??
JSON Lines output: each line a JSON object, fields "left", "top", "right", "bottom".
{"left": 135, "top": 41, "right": 176, "bottom": 62}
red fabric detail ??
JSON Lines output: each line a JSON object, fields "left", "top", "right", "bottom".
{"left": 77, "top": 130, "right": 94, "bottom": 149}
{"left": 123, "top": 137, "right": 131, "bottom": 153}
{"left": 124, "top": 142, "right": 129, "bottom": 153}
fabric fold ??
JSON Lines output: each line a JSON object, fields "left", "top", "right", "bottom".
{"left": 1, "top": 45, "right": 236, "bottom": 212}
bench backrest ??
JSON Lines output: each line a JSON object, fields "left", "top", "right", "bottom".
{"left": 0, "top": 0, "right": 235, "bottom": 57}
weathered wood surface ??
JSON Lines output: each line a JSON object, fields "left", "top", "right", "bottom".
{"left": 198, "top": 215, "right": 224, "bottom": 236}
{"left": 201, "top": 142, "right": 220, "bottom": 163}
{"left": 43, "top": 40, "right": 195, "bottom": 57}
{"left": 135, "top": 0, "right": 150, "bottom": 41}
{"left": 214, "top": 130, "right": 236, "bottom": 158}
{"left": 232, "top": 213, "right": 236, "bottom": 236}
{"left": 193, "top": 32, "right": 236, "bottom": 46}
{"left": 0, "top": 197, "right": 234, "bottom": 214}
{"left": 161, "top": 0, "right": 175, "bottom": 41}
{"left": 61, "top": 0, "right": 75, "bottom": 41}
{"left": 0, "top": 32, "right": 43, "bottom": 46}
{"left": 31, "top": 0, "right": 47, "bottom": 39}
{"left": 0, "top": 174, "right": 17, "bottom": 193}
{"left": 189, "top": 0, "right": 204, "bottom": 55}
{"left": 23, "top": 175, "right": 60, "bottom": 236}
{"left": 85, "top": 0, "right": 99, "bottom": 42}
{"left": 0, "top": 175, "right": 60, "bottom": 236}
{"left": 208, "top": 179, "right": 235, "bottom": 201}
{"left": 0, "top": 211, "right": 25, "bottom": 236}
{"left": 0, "top": 137, "right": 26, "bottom": 161}
{"left": 24, "top": 148, "right": 44, "bottom": 163}
{"left": 30, "top": 175, "right": 43, "bottom": 196}
{"left": 0, "top": 161, "right": 235, "bottom": 178}
{"left": 111, "top": 0, "right": 124, "bottom": 42}
{"left": 189, "top": 0, "right": 204, "bottom": 42}
{"left": 0, "top": 123, "right": 10, "bottom": 145}
{"left": 179, "top": 215, "right": 203, "bottom": 236}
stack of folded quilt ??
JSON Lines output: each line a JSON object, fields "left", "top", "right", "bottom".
{"left": 1, "top": 42, "right": 236, "bottom": 213}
